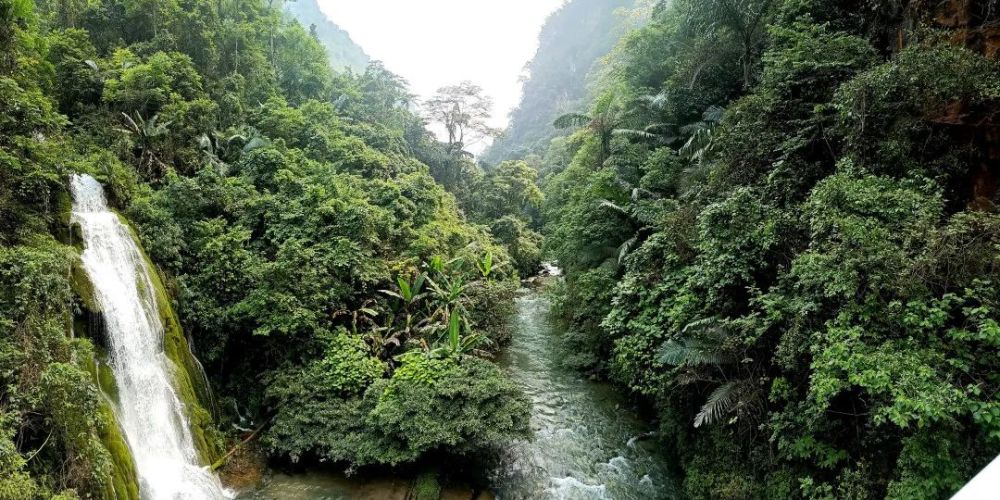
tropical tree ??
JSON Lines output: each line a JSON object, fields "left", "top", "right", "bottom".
{"left": 678, "top": 105, "right": 725, "bottom": 165}
{"left": 118, "top": 112, "right": 171, "bottom": 178}
{"left": 682, "top": 0, "right": 776, "bottom": 88}
{"left": 424, "top": 81, "right": 501, "bottom": 154}
{"left": 553, "top": 94, "right": 633, "bottom": 163}
{"left": 656, "top": 318, "right": 761, "bottom": 428}
{"left": 0, "top": 0, "right": 31, "bottom": 70}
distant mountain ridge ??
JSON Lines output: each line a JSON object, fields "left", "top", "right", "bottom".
{"left": 481, "top": 0, "right": 640, "bottom": 165}
{"left": 284, "top": 0, "right": 370, "bottom": 72}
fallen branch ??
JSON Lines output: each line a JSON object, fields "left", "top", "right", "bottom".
{"left": 211, "top": 422, "right": 267, "bottom": 471}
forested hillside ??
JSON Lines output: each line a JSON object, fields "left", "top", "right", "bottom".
{"left": 6, "top": 0, "right": 1000, "bottom": 498}
{"left": 532, "top": 0, "right": 1000, "bottom": 497}
{"left": 283, "top": 0, "right": 369, "bottom": 72}
{"left": 480, "top": 0, "right": 639, "bottom": 166}
{"left": 0, "top": 0, "right": 539, "bottom": 497}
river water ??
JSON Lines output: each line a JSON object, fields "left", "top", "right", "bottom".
{"left": 249, "top": 284, "right": 674, "bottom": 499}
{"left": 489, "top": 287, "right": 674, "bottom": 499}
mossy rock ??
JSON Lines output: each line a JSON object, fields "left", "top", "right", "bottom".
{"left": 121, "top": 213, "right": 224, "bottom": 466}
{"left": 74, "top": 339, "right": 140, "bottom": 500}
{"left": 71, "top": 259, "right": 112, "bottom": 360}
{"left": 53, "top": 190, "right": 79, "bottom": 246}
{"left": 411, "top": 473, "right": 442, "bottom": 500}
{"left": 78, "top": 344, "right": 121, "bottom": 406}
{"left": 71, "top": 260, "right": 101, "bottom": 314}
{"left": 97, "top": 403, "right": 141, "bottom": 500}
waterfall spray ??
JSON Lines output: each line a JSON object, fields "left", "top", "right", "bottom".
{"left": 71, "top": 174, "right": 228, "bottom": 499}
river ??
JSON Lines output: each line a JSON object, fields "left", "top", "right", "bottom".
{"left": 249, "top": 284, "right": 674, "bottom": 499}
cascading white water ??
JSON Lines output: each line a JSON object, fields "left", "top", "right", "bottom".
{"left": 70, "top": 174, "right": 228, "bottom": 500}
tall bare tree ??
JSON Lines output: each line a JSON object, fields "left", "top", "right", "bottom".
{"left": 424, "top": 81, "right": 501, "bottom": 153}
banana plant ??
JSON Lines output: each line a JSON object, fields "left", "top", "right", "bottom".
{"left": 476, "top": 252, "right": 494, "bottom": 280}
{"left": 380, "top": 274, "right": 426, "bottom": 309}
{"left": 374, "top": 273, "right": 430, "bottom": 359}
{"left": 118, "top": 112, "right": 171, "bottom": 177}
{"left": 375, "top": 257, "right": 494, "bottom": 363}
{"left": 429, "top": 310, "right": 486, "bottom": 362}
{"left": 425, "top": 256, "right": 469, "bottom": 320}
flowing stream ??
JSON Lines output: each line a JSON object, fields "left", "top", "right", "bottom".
{"left": 71, "top": 174, "right": 229, "bottom": 499}
{"left": 249, "top": 280, "right": 674, "bottom": 499}
{"left": 489, "top": 284, "right": 675, "bottom": 499}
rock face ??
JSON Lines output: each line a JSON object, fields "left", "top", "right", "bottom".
{"left": 932, "top": 0, "right": 1000, "bottom": 58}
{"left": 901, "top": 0, "right": 1000, "bottom": 208}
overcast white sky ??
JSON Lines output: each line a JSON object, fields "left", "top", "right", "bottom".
{"left": 318, "top": 0, "right": 566, "bottom": 150}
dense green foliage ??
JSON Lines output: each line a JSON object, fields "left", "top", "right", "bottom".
{"left": 0, "top": 0, "right": 533, "bottom": 496}
{"left": 534, "top": 0, "right": 1000, "bottom": 497}
{"left": 10, "top": 0, "right": 1000, "bottom": 496}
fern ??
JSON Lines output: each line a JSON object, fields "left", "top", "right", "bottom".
{"left": 694, "top": 380, "right": 747, "bottom": 428}
{"left": 658, "top": 318, "right": 733, "bottom": 366}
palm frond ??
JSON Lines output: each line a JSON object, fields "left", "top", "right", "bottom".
{"left": 613, "top": 128, "right": 660, "bottom": 140}
{"left": 679, "top": 127, "right": 714, "bottom": 160}
{"left": 243, "top": 136, "right": 270, "bottom": 153}
{"left": 636, "top": 91, "right": 670, "bottom": 111}
{"left": 120, "top": 112, "right": 140, "bottom": 134}
{"left": 703, "top": 105, "right": 726, "bottom": 124}
{"left": 657, "top": 339, "right": 730, "bottom": 366}
{"left": 598, "top": 199, "right": 632, "bottom": 219}
{"left": 618, "top": 236, "right": 638, "bottom": 264}
{"left": 694, "top": 380, "right": 747, "bottom": 428}
{"left": 197, "top": 133, "right": 213, "bottom": 151}
{"left": 631, "top": 187, "right": 660, "bottom": 201}
{"left": 554, "top": 113, "right": 591, "bottom": 129}
{"left": 225, "top": 134, "right": 247, "bottom": 146}
{"left": 681, "top": 317, "right": 729, "bottom": 338}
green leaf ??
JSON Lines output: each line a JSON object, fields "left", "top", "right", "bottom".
{"left": 449, "top": 310, "right": 461, "bottom": 352}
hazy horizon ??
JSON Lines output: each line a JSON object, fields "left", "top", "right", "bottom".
{"left": 317, "top": 0, "right": 566, "bottom": 152}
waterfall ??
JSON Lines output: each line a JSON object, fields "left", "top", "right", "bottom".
{"left": 70, "top": 174, "right": 228, "bottom": 500}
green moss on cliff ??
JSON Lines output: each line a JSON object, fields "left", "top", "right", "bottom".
{"left": 123, "top": 214, "right": 224, "bottom": 465}
{"left": 96, "top": 401, "right": 140, "bottom": 500}
{"left": 74, "top": 339, "right": 139, "bottom": 500}
{"left": 54, "top": 190, "right": 81, "bottom": 249}
{"left": 71, "top": 261, "right": 100, "bottom": 314}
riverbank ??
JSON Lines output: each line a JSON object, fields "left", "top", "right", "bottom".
{"left": 243, "top": 471, "right": 494, "bottom": 500}
{"left": 240, "top": 279, "right": 674, "bottom": 499}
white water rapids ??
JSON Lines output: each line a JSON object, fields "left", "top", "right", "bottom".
{"left": 71, "top": 174, "right": 228, "bottom": 499}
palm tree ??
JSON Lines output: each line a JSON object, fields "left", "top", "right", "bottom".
{"left": 596, "top": 193, "right": 668, "bottom": 265}
{"left": 685, "top": 0, "right": 776, "bottom": 88}
{"left": 679, "top": 105, "right": 726, "bottom": 162}
{"left": 118, "top": 112, "right": 171, "bottom": 178}
{"left": 611, "top": 91, "right": 680, "bottom": 145}
{"left": 673, "top": 105, "right": 727, "bottom": 194}
{"left": 657, "top": 317, "right": 760, "bottom": 428}
{"left": 554, "top": 97, "right": 634, "bottom": 164}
